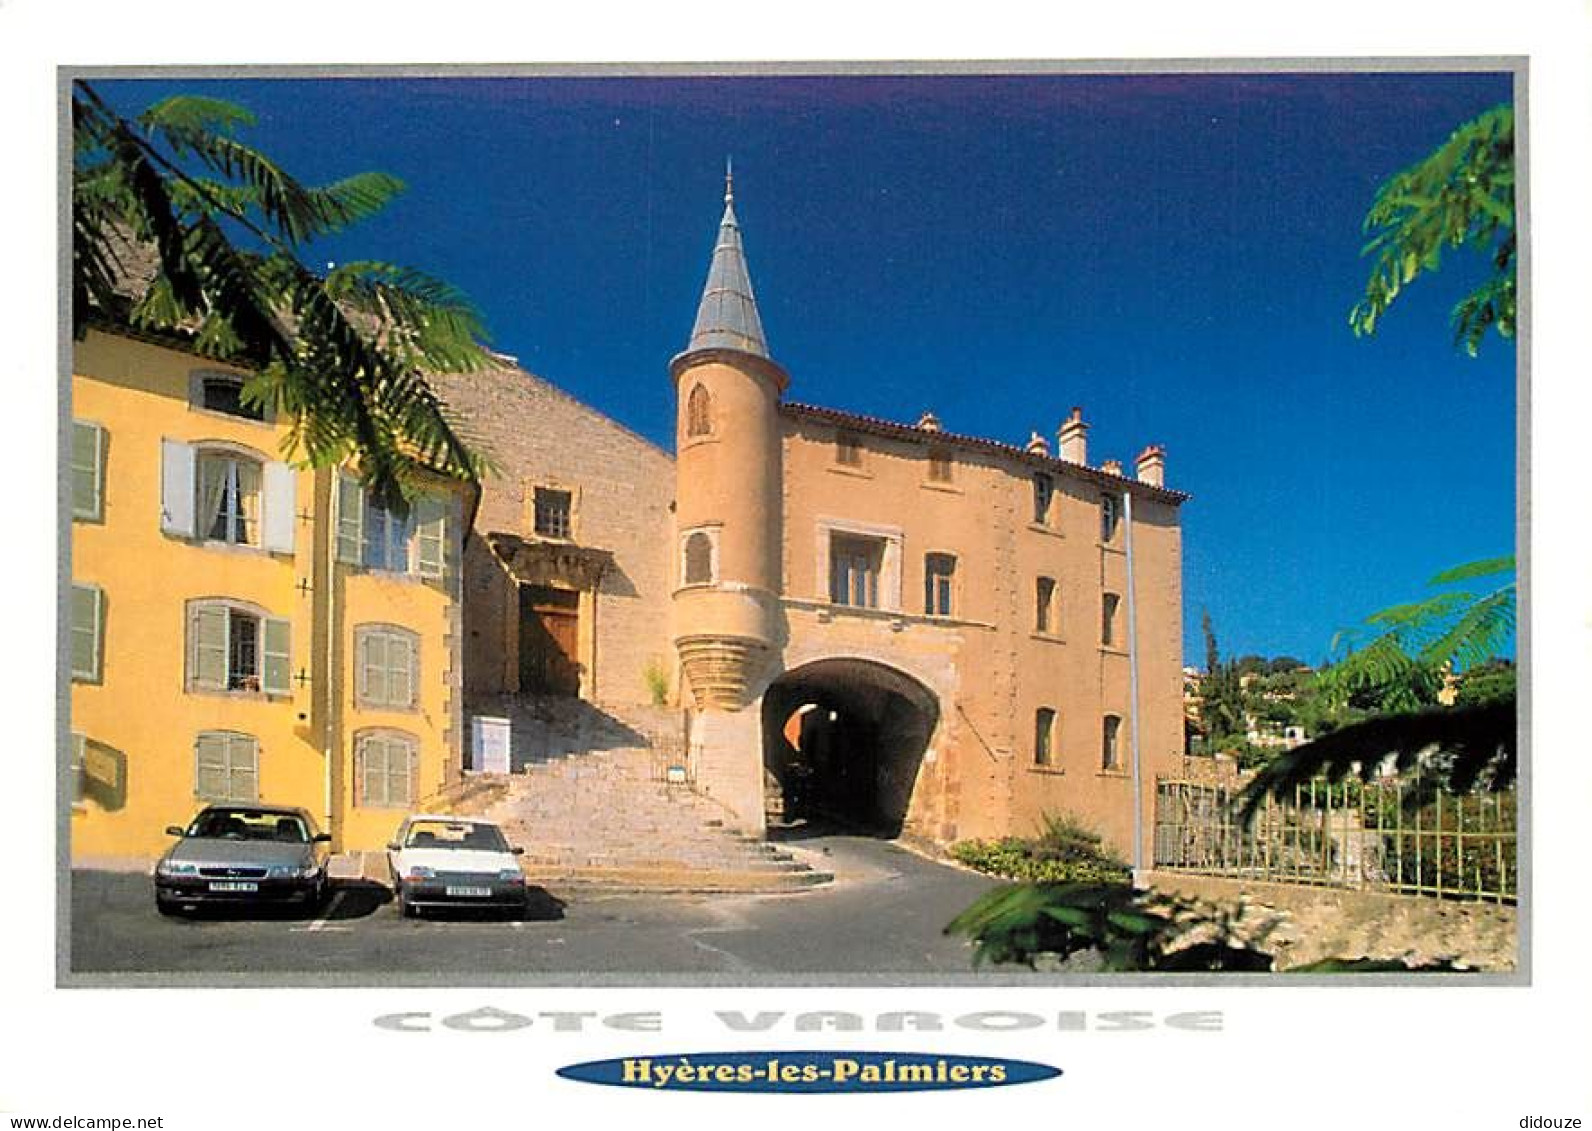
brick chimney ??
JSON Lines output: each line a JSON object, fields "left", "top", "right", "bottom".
{"left": 1101, "top": 458, "right": 1123, "bottom": 476}
{"left": 917, "top": 410, "right": 942, "bottom": 432}
{"left": 1057, "top": 406, "right": 1088, "bottom": 464}
{"left": 1025, "top": 431, "right": 1050, "bottom": 456}
{"left": 1135, "top": 444, "right": 1166, "bottom": 487}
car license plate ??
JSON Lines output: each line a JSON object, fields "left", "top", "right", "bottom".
{"left": 209, "top": 881, "right": 258, "bottom": 892}
{"left": 445, "top": 885, "right": 491, "bottom": 897}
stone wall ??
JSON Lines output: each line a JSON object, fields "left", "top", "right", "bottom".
{"left": 1143, "top": 871, "right": 1518, "bottom": 972}
{"left": 433, "top": 360, "right": 677, "bottom": 708}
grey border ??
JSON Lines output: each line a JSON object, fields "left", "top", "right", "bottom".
{"left": 57, "top": 55, "right": 1530, "bottom": 989}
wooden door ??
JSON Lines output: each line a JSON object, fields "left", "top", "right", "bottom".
{"left": 518, "top": 585, "right": 581, "bottom": 696}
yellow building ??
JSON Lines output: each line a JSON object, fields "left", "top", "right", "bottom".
{"left": 69, "top": 327, "right": 467, "bottom": 859}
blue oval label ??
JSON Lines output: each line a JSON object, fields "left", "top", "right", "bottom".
{"left": 557, "top": 1051, "right": 1060, "bottom": 1093}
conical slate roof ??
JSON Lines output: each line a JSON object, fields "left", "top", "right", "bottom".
{"left": 686, "top": 173, "right": 770, "bottom": 358}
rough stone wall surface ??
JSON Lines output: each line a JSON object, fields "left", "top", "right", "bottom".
{"left": 1144, "top": 871, "right": 1518, "bottom": 971}
{"left": 433, "top": 362, "right": 677, "bottom": 709}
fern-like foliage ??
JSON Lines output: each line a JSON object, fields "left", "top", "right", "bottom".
{"left": 72, "top": 81, "right": 489, "bottom": 504}
{"left": 1237, "top": 556, "right": 1517, "bottom": 819}
{"left": 1349, "top": 104, "right": 1515, "bottom": 356}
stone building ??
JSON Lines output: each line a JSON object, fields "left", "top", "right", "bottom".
{"left": 436, "top": 175, "right": 1188, "bottom": 866}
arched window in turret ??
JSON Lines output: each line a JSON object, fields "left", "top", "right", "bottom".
{"left": 682, "top": 529, "right": 718, "bottom": 586}
{"left": 686, "top": 383, "right": 713, "bottom": 438}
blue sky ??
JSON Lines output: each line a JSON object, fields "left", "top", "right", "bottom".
{"left": 94, "top": 70, "right": 1517, "bottom": 667}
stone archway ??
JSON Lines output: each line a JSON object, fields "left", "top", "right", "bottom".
{"left": 761, "top": 658, "right": 940, "bottom": 837}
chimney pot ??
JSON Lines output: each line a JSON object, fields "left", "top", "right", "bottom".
{"left": 917, "top": 410, "right": 942, "bottom": 432}
{"left": 1057, "top": 406, "right": 1089, "bottom": 464}
{"left": 1101, "top": 458, "right": 1123, "bottom": 476}
{"left": 1025, "top": 431, "right": 1050, "bottom": 456}
{"left": 1135, "top": 443, "right": 1166, "bottom": 487}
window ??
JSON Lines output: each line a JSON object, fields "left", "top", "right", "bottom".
{"left": 1101, "top": 494, "right": 1120, "bottom": 543}
{"left": 1102, "top": 592, "right": 1120, "bottom": 647}
{"left": 923, "top": 553, "right": 956, "bottom": 617}
{"left": 335, "top": 475, "right": 450, "bottom": 578}
{"left": 197, "top": 373, "right": 265, "bottom": 421}
{"left": 356, "top": 626, "right": 419, "bottom": 709}
{"left": 1035, "top": 577, "right": 1056, "bottom": 634}
{"left": 197, "top": 450, "right": 262, "bottom": 545}
{"left": 71, "top": 583, "right": 104, "bottom": 683}
{"left": 830, "top": 533, "right": 884, "bottom": 608}
{"left": 686, "top": 383, "right": 713, "bottom": 438}
{"left": 160, "top": 440, "right": 294, "bottom": 553}
{"left": 534, "top": 487, "right": 573, "bottom": 540}
{"left": 1032, "top": 473, "right": 1053, "bottom": 525}
{"left": 195, "top": 731, "right": 260, "bottom": 802}
{"left": 1102, "top": 714, "right": 1123, "bottom": 770}
{"left": 364, "top": 498, "right": 413, "bottom": 571}
{"left": 356, "top": 731, "right": 417, "bottom": 808}
{"left": 1035, "top": 708, "right": 1056, "bottom": 766}
{"left": 927, "top": 447, "right": 953, "bottom": 483}
{"left": 71, "top": 421, "right": 105, "bottom": 522}
{"left": 835, "top": 431, "right": 862, "bottom": 467}
{"left": 682, "top": 530, "right": 716, "bottom": 586}
{"left": 188, "top": 602, "right": 290, "bottom": 695}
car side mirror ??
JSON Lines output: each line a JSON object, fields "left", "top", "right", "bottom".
{"left": 313, "top": 833, "right": 332, "bottom": 844}
{"left": 386, "top": 842, "right": 401, "bottom": 852}
{"left": 165, "top": 826, "right": 184, "bottom": 837}
{"left": 512, "top": 846, "right": 525, "bottom": 855}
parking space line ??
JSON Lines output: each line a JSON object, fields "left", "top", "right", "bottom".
{"left": 290, "top": 890, "right": 351, "bottom": 933}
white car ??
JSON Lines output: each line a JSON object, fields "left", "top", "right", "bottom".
{"left": 385, "top": 815, "right": 529, "bottom": 918}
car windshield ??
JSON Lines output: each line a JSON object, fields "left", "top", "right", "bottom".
{"left": 190, "top": 809, "right": 310, "bottom": 843}
{"left": 403, "top": 820, "right": 508, "bottom": 852}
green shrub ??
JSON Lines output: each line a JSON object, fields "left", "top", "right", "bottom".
{"left": 951, "top": 814, "right": 1130, "bottom": 884}
{"left": 642, "top": 656, "right": 671, "bottom": 707}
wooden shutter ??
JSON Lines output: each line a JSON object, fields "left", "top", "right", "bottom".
{"left": 195, "top": 732, "right": 228, "bottom": 799}
{"left": 70, "top": 584, "right": 103, "bottom": 682}
{"left": 405, "top": 739, "right": 419, "bottom": 805}
{"left": 335, "top": 473, "right": 364, "bottom": 564}
{"left": 261, "top": 617, "right": 291, "bottom": 696}
{"left": 160, "top": 439, "right": 196, "bottom": 537}
{"left": 231, "top": 734, "right": 260, "bottom": 801}
{"left": 414, "top": 496, "right": 447, "bottom": 579}
{"left": 397, "top": 635, "right": 416, "bottom": 707}
{"left": 71, "top": 421, "right": 105, "bottom": 521}
{"left": 262, "top": 462, "right": 296, "bottom": 554}
{"left": 191, "top": 604, "right": 228, "bottom": 690}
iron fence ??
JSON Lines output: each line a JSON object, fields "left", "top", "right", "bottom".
{"left": 1153, "top": 777, "right": 1517, "bottom": 904}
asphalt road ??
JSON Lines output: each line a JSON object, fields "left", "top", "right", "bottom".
{"left": 68, "top": 831, "right": 1015, "bottom": 982}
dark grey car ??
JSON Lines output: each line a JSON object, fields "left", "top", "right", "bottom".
{"left": 154, "top": 805, "right": 332, "bottom": 915}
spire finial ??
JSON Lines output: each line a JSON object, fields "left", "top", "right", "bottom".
{"left": 725, "top": 156, "right": 734, "bottom": 204}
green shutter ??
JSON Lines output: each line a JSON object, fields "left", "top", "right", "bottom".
{"left": 229, "top": 734, "right": 259, "bottom": 801}
{"left": 71, "top": 421, "right": 105, "bottom": 521}
{"left": 195, "top": 733, "right": 228, "bottom": 799}
{"left": 262, "top": 617, "right": 291, "bottom": 696}
{"left": 363, "top": 631, "right": 387, "bottom": 705}
{"left": 396, "top": 635, "right": 416, "bottom": 707}
{"left": 336, "top": 473, "right": 365, "bottom": 564}
{"left": 414, "top": 496, "right": 447, "bottom": 579}
{"left": 191, "top": 605, "right": 228, "bottom": 690}
{"left": 70, "top": 584, "right": 103, "bottom": 682}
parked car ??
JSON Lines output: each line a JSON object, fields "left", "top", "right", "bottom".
{"left": 154, "top": 804, "right": 332, "bottom": 915}
{"left": 386, "top": 815, "right": 528, "bottom": 917}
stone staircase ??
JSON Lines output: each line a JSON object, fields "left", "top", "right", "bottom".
{"left": 462, "top": 696, "right": 832, "bottom": 893}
